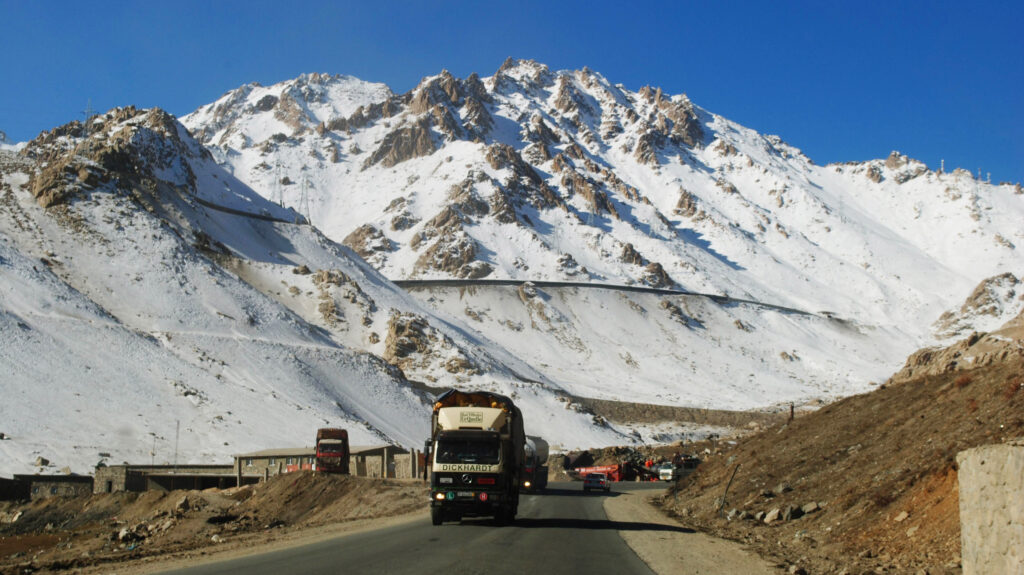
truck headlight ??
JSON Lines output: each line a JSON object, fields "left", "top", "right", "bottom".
{"left": 434, "top": 492, "right": 445, "bottom": 501}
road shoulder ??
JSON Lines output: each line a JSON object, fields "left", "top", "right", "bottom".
{"left": 604, "top": 488, "right": 775, "bottom": 575}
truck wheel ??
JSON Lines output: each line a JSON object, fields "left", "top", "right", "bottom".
{"left": 431, "top": 507, "right": 443, "bottom": 526}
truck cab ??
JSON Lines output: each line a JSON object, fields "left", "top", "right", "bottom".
{"left": 428, "top": 391, "right": 523, "bottom": 526}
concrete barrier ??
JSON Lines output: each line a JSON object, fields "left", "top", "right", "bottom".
{"left": 957, "top": 440, "right": 1024, "bottom": 575}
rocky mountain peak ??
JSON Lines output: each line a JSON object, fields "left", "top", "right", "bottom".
{"left": 181, "top": 60, "right": 1024, "bottom": 355}
{"left": 23, "top": 106, "right": 207, "bottom": 208}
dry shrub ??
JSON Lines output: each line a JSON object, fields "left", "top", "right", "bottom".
{"left": 1003, "top": 376, "right": 1023, "bottom": 401}
{"left": 954, "top": 374, "right": 973, "bottom": 389}
{"left": 966, "top": 398, "right": 979, "bottom": 413}
{"left": 871, "top": 489, "right": 896, "bottom": 508}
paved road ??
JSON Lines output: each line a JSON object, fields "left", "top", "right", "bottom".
{"left": 159, "top": 482, "right": 681, "bottom": 575}
{"left": 394, "top": 278, "right": 817, "bottom": 317}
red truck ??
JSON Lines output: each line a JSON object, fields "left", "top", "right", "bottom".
{"left": 575, "top": 464, "right": 625, "bottom": 482}
{"left": 315, "top": 428, "right": 350, "bottom": 474}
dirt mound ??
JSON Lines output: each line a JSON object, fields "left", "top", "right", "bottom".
{"left": 662, "top": 351, "right": 1024, "bottom": 574}
{"left": 0, "top": 472, "right": 426, "bottom": 573}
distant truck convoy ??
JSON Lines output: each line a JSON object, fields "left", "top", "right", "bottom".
{"left": 314, "top": 428, "right": 350, "bottom": 474}
{"left": 428, "top": 389, "right": 525, "bottom": 525}
{"left": 521, "top": 436, "right": 549, "bottom": 491}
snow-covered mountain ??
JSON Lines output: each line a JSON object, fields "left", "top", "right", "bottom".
{"left": 4, "top": 60, "right": 1023, "bottom": 475}
{"left": 180, "top": 59, "right": 1024, "bottom": 403}
{"left": 0, "top": 107, "right": 627, "bottom": 475}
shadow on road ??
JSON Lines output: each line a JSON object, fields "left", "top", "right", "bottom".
{"left": 528, "top": 488, "right": 624, "bottom": 498}
{"left": 457, "top": 517, "right": 694, "bottom": 533}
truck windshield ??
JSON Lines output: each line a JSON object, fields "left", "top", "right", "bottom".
{"left": 436, "top": 437, "right": 500, "bottom": 464}
{"left": 318, "top": 440, "right": 347, "bottom": 454}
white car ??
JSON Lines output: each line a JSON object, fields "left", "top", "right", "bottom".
{"left": 658, "top": 463, "right": 676, "bottom": 481}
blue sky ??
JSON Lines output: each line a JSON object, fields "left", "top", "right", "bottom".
{"left": 2, "top": 0, "right": 1021, "bottom": 183}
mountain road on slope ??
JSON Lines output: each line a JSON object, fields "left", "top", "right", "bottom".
{"left": 395, "top": 278, "right": 818, "bottom": 317}
{"left": 187, "top": 192, "right": 826, "bottom": 320}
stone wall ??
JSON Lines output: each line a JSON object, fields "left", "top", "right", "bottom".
{"left": 24, "top": 477, "right": 94, "bottom": 500}
{"left": 957, "top": 440, "right": 1024, "bottom": 575}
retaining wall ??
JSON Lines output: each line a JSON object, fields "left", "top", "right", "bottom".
{"left": 957, "top": 440, "right": 1024, "bottom": 575}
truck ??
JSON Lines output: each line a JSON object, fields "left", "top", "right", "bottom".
{"left": 521, "top": 436, "right": 549, "bottom": 491}
{"left": 574, "top": 464, "right": 626, "bottom": 482}
{"left": 428, "top": 389, "right": 524, "bottom": 526}
{"left": 314, "top": 428, "right": 350, "bottom": 474}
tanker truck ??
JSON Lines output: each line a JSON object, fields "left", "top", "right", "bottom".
{"left": 521, "top": 436, "right": 549, "bottom": 491}
{"left": 428, "top": 389, "right": 524, "bottom": 525}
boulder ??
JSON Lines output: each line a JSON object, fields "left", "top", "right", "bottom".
{"left": 782, "top": 505, "right": 804, "bottom": 521}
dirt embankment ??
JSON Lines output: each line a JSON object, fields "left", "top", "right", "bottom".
{"left": 661, "top": 357, "right": 1024, "bottom": 575}
{"left": 0, "top": 472, "right": 427, "bottom": 574}
{"left": 573, "top": 396, "right": 786, "bottom": 428}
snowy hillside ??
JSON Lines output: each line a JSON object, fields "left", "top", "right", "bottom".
{"left": 182, "top": 61, "right": 1024, "bottom": 335}
{"left": 180, "top": 59, "right": 1024, "bottom": 405}
{"left": 0, "top": 108, "right": 627, "bottom": 476}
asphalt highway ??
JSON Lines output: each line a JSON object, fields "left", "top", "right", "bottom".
{"left": 159, "top": 482, "right": 676, "bottom": 575}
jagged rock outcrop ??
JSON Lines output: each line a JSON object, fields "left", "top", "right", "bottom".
{"left": 363, "top": 117, "right": 436, "bottom": 169}
{"left": 342, "top": 224, "right": 392, "bottom": 262}
{"left": 485, "top": 143, "right": 564, "bottom": 210}
{"left": 23, "top": 107, "right": 202, "bottom": 208}
{"left": 414, "top": 231, "right": 492, "bottom": 278}
{"left": 661, "top": 97, "right": 704, "bottom": 148}
{"left": 890, "top": 328, "right": 1024, "bottom": 383}
{"left": 561, "top": 171, "right": 618, "bottom": 218}
{"left": 934, "top": 273, "right": 1022, "bottom": 339}
{"left": 310, "top": 269, "right": 377, "bottom": 327}
{"left": 640, "top": 262, "right": 674, "bottom": 288}
{"left": 620, "top": 243, "right": 646, "bottom": 266}
{"left": 382, "top": 312, "right": 479, "bottom": 376}
{"left": 674, "top": 188, "right": 698, "bottom": 217}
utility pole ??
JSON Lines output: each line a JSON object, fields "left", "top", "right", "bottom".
{"left": 81, "top": 99, "right": 96, "bottom": 155}
{"left": 275, "top": 161, "right": 283, "bottom": 206}
{"left": 174, "top": 420, "right": 180, "bottom": 471}
{"left": 299, "top": 177, "right": 311, "bottom": 225}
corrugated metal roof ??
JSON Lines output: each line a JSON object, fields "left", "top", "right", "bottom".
{"left": 233, "top": 445, "right": 410, "bottom": 458}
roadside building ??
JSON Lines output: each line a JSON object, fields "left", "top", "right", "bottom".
{"left": 232, "top": 445, "right": 413, "bottom": 479}
{"left": 94, "top": 464, "right": 252, "bottom": 494}
{"left": 232, "top": 447, "right": 316, "bottom": 480}
{"left": 14, "top": 474, "right": 94, "bottom": 500}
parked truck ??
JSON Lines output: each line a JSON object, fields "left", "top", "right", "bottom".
{"left": 428, "top": 389, "right": 524, "bottom": 525}
{"left": 521, "top": 436, "right": 549, "bottom": 491}
{"left": 314, "top": 428, "right": 350, "bottom": 474}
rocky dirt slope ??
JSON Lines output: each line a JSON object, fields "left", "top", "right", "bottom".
{"left": 0, "top": 472, "right": 425, "bottom": 574}
{"left": 661, "top": 315, "right": 1024, "bottom": 574}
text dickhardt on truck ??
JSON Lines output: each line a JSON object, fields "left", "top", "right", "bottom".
{"left": 427, "top": 389, "right": 524, "bottom": 526}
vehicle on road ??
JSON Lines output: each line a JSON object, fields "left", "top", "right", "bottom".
{"left": 521, "top": 436, "right": 549, "bottom": 491}
{"left": 428, "top": 389, "right": 524, "bottom": 526}
{"left": 314, "top": 428, "right": 349, "bottom": 474}
{"left": 583, "top": 472, "right": 611, "bottom": 492}
{"left": 658, "top": 462, "right": 676, "bottom": 482}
